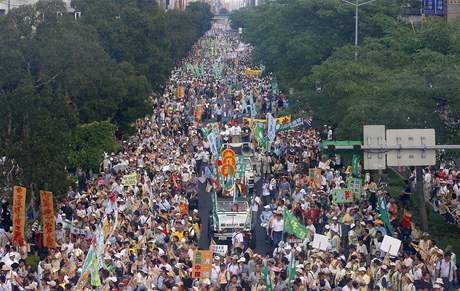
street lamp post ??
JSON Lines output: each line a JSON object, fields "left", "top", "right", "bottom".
{"left": 342, "top": 0, "right": 378, "bottom": 60}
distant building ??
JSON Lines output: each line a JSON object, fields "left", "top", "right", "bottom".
{"left": 0, "top": 0, "right": 75, "bottom": 15}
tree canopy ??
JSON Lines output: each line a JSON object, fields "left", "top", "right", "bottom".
{"left": 231, "top": 0, "right": 460, "bottom": 143}
{"left": 0, "top": 0, "right": 212, "bottom": 196}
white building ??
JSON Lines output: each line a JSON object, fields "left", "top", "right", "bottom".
{"left": 0, "top": 0, "right": 74, "bottom": 15}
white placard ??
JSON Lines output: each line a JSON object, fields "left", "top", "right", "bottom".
{"left": 380, "top": 235, "right": 401, "bottom": 257}
{"left": 211, "top": 244, "right": 228, "bottom": 256}
{"left": 311, "top": 234, "right": 331, "bottom": 251}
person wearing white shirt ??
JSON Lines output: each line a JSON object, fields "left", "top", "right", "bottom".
{"left": 270, "top": 212, "right": 284, "bottom": 247}
{"left": 436, "top": 252, "right": 458, "bottom": 290}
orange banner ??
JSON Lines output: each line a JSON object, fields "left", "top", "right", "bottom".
{"left": 191, "top": 250, "right": 212, "bottom": 279}
{"left": 40, "top": 191, "right": 56, "bottom": 248}
{"left": 12, "top": 186, "right": 26, "bottom": 246}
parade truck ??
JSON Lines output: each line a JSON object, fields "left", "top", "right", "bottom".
{"left": 210, "top": 141, "right": 257, "bottom": 241}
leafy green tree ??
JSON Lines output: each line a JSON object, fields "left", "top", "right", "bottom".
{"left": 0, "top": 80, "right": 76, "bottom": 197}
{"left": 0, "top": 0, "right": 212, "bottom": 198}
{"left": 68, "top": 121, "right": 120, "bottom": 172}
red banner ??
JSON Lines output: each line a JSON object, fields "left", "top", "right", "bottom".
{"left": 40, "top": 191, "right": 56, "bottom": 248}
{"left": 12, "top": 186, "right": 26, "bottom": 246}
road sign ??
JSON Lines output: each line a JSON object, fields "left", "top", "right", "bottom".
{"left": 363, "top": 125, "right": 386, "bottom": 170}
{"left": 424, "top": 0, "right": 444, "bottom": 15}
{"left": 386, "top": 129, "right": 436, "bottom": 166}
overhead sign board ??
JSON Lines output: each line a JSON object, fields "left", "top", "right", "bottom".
{"left": 386, "top": 129, "right": 436, "bottom": 166}
{"left": 424, "top": 0, "right": 444, "bottom": 15}
{"left": 363, "top": 125, "right": 386, "bottom": 170}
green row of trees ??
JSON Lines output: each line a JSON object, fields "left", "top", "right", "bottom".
{"left": 0, "top": 0, "right": 213, "bottom": 196}
{"left": 230, "top": 0, "right": 460, "bottom": 142}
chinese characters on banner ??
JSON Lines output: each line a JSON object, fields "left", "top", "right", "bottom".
{"left": 210, "top": 244, "right": 228, "bottom": 256}
{"left": 12, "top": 186, "right": 27, "bottom": 246}
{"left": 191, "top": 250, "right": 212, "bottom": 279}
{"left": 40, "top": 191, "right": 56, "bottom": 248}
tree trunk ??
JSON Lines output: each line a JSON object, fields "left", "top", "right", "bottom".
{"left": 415, "top": 166, "right": 428, "bottom": 231}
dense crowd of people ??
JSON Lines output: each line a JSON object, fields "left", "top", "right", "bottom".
{"left": 421, "top": 160, "right": 460, "bottom": 225}
{"left": 0, "top": 19, "right": 458, "bottom": 291}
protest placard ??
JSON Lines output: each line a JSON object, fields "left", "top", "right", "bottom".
{"left": 311, "top": 234, "right": 331, "bottom": 251}
{"left": 380, "top": 235, "right": 402, "bottom": 257}
{"left": 211, "top": 245, "right": 228, "bottom": 256}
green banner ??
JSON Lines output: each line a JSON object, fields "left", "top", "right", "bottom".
{"left": 283, "top": 209, "right": 308, "bottom": 240}
{"left": 352, "top": 154, "right": 360, "bottom": 177}
{"left": 263, "top": 263, "right": 273, "bottom": 291}
{"left": 379, "top": 197, "right": 393, "bottom": 235}
{"left": 287, "top": 252, "right": 295, "bottom": 291}
{"left": 347, "top": 177, "right": 362, "bottom": 200}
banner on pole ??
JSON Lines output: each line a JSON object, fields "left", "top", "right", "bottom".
{"left": 331, "top": 188, "right": 353, "bottom": 204}
{"left": 40, "top": 191, "right": 56, "bottom": 248}
{"left": 243, "top": 69, "right": 262, "bottom": 76}
{"left": 122, "top": 173, "right": 138, "bottom": 186}
{"left": 210, "top": 244, "right": 228, "bottom": 256}
{"left": 12, "top": 186, "right": 26, "bottom": 246}
{"left": 267, "top": 113, "right": 276, "bottom": 142}
{"left": 276, "top": 118, "right": 304, "bottom": 131}
{"left": 347, "top": 177, "right": 363, "bottom": 200}
{"left": 191, "top": 250, "right": 213, "bottom": 279}
{"left": 283, "top": 209, "right": 308, "bottom": 240}
{"left": 243, "top": 115, "right": 291, "bottom": 125}
{"left": 12, "top": 186, "right": 26, "bottom": 247}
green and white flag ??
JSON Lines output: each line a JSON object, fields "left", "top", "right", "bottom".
{"left": 287, "top": 251, "right": 296, "bottom": 291}
{"left": 272, "top": 80, "right": 278, "bottom": 96}
{"left": 242, "top": 95, "right": 248, "bottom": 113}
{"left": 263, "top": 262, "right": 273, "bottom": 291}
{"left": 379, "top": 196, "right": 393, "bottom": 235}
{"left": 283, "top": 208, "right": 308, "bottom": 240}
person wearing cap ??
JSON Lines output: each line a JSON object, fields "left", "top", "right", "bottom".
{"left": 436, "top": 251, "right": 457, "bottom": 291}
{"left": 355, "top": 267, "right": 370, "bottom": 290}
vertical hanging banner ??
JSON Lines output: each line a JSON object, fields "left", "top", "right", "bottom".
{"left": 267, "top": 113, "right": 277, "bottom": 142}
{"left": 249, "top": 93, "right": 256, "bottom": 117}
{"left": 40, "top": 191, "right": 56, "bottom": 248}
{"left": 12, "top": 186, "right": 26, "bottom": 246}
{"left": 207, "top": 132, "right": 218, "bottom": 157}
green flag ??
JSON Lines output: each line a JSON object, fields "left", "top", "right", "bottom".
{"left": 379, "top": 197, "right": 393, "bottom": 235}
{"left": 352, "top": 154, "right": 360, "bottom": 177}
{"left": 283, "top": 208, "right": 308, "bottom": 240}
{"left": 201, "top": 127, "right": 209, "bottom": 139}
{"left": 254, "top": 124, "right": 264, "bottom": 143}
{"left": 262, "top": 262, "right": 273, "bottom": 291}
{"left": 287, "top": 251, "right": 295, "bottom": 291}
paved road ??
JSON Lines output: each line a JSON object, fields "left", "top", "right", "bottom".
{"left": 197, "top": 176, "right": 269, "bottom": 255}
{"left": 252, "top": 177, "right": 270, "bottom": 255}
{"left": 197, "top": 178, "right": 212, "bottom": 249}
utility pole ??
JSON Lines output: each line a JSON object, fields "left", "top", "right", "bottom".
{"left": 8, "top": 0, "right": 10, "bottom": 13}
{"left": 415, "top": 166, "right": 428, "bottom": 231}
{"left": 342, "top": 0, "right": 378, "bottom": 60}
